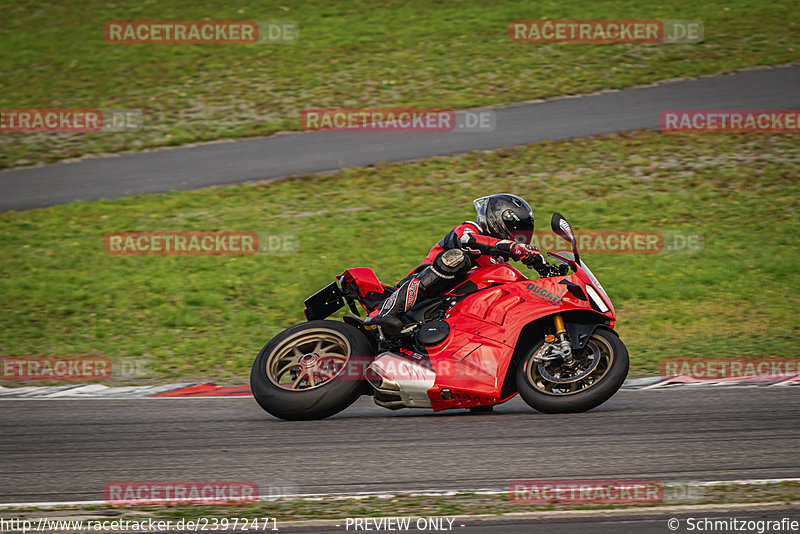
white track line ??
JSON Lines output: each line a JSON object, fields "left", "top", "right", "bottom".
{"left": 1, "top": 376, "right": 797, "bottom": 399}
{"left": 1, "top": 478, "right": 799, "bottom": 509}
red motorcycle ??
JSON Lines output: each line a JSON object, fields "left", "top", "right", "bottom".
{"left": 251, "top": 213, "right": 628, "bottom": 420}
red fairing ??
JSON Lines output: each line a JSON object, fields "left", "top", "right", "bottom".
{"left": 424, "top": 263, "right": 615, "bottom": 411}
{"left": 341, "top": 260, "right": 615, "bottom": 412}
{"left": 340, "top": 268, "right": 385, "bottom": 297}
{"left": 455, "top": 263, "right": 526, "bottom": 287}
{"left": 340, "top": 268, "right": 396, "bottom": 315}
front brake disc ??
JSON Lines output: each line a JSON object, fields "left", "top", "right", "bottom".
{"left": 537, "top": 343, "right": 601, "bottom": 384}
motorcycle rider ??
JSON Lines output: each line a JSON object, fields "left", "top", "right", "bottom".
{"left": 364, "top": 194, "right": 568, "bottom": 336}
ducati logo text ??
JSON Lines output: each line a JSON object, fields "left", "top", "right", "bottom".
{"left": 526, "top": 283, "right": 563, "bottom": 305}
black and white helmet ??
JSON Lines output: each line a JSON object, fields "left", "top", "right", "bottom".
{"left": 473, "top": 194, "right": 535, "bottom": 244}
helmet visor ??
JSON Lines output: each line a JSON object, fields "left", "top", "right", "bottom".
{"left": 503, "top": 208, "right": 534, "bottom": 245}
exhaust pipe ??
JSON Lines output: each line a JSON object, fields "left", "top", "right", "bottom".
{"left": 366, "top": 353, "right": 435, "bottom": 409}
{"left": 365, "top": 364, "right": 400, "bottom": 392}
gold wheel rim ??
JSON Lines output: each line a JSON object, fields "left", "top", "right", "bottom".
{"left": 527, "top": 333, "right": 614, "bottom": 396}
{"left": 266, "top": 328, "right": 351, "bottom": 391}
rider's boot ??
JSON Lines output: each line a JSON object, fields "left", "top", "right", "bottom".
{"left": 364, "top": 249, "right": 469, "bottom": 337}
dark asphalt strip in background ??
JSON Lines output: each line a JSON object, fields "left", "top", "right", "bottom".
{"left": 1, "top": 387, "right": 798, "bottom": 504}
{"left": 1, "top": 65, "right": 798, "bottom": 212}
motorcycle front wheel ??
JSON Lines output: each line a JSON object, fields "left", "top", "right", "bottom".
{"left": 516, "top": 327, "right": 629, "bottom": 414}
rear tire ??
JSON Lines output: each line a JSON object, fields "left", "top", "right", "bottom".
{"left": 516, "top": 328, "right": 628, "bottom": 414}
{"left": 250, "top": 320, "right": 374, "bottom": 420}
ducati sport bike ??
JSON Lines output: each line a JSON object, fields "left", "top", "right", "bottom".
{"left": 250, "top": 213, "right": 628, "bottom": 420}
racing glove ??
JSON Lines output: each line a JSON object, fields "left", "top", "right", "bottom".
{"left": 509, "top": 243, "right": 568, "bottom": 277}
{"left": 509, "top": 243, "right": 539, "bottom": 262}
{"left": 526, "top": 253, "right": 570, "bottom": 277}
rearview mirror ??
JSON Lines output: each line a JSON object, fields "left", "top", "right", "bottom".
{"left": 551, "top": 212, "right": 575, "bottom": 244}
{"left": 551, "top": 212, "right": 581, "bottom": 266}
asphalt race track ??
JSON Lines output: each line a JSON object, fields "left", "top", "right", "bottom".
{"left": 2, "top": 387, "right": 799, "bottom": 505}
{"left": 2, "top": 65, "right": 799, "bottom": 211}
{"left": 2, "top": 66, "right": 799, "bottom": 531}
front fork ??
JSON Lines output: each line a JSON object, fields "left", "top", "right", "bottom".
{"left": 552, "top": 314, "right": 575, "bottom": 366}
{"left": 533, "top": 314, "right": 576, "bottom": 366}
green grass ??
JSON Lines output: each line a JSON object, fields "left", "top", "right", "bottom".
{"left": 0, "top": 129, "right": 797, "bottom": 383}
{"left": 140, "top": 481, "right": 800, "bottom": 520}
{"left": 1, "top": 0, "right": 799, "bottom": 168}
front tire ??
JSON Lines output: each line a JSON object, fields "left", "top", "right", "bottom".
{"left": 250, "top": 320, "right": 374, "bottom": 420}
{"left": 516, "top": 328, "right": 628, "bottom": 414}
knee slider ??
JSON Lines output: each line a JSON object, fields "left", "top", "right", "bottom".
{"left": 438, "top": 248, "right": 466, "bottom": 273}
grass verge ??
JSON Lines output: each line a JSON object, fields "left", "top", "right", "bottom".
{"left": 2, "top": 482, "right": 798, "bottom": 523}
{"left": 0, "top": 129, "right": 797, "bottom": 383}
{"left": 1, "top": 0, "right": 799, "bottom": 168}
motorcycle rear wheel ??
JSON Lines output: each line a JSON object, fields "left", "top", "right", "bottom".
{"left": 516, "top": 328, "right": 628, "bottom": 413}
{"left": 250, "top": 320, "right": 373, "bottom": 420}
